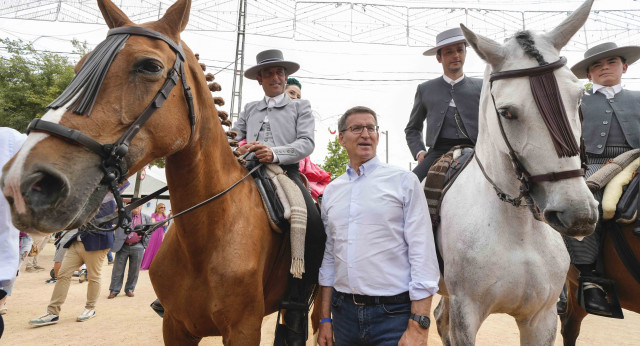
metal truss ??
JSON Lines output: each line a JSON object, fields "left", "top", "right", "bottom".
{"left": 2, "top": 1, "right": 639, "bottom": 51}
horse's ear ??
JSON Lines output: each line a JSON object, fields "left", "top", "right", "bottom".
{"left": 97, "top": 0, "right": 133, "bottom": 29}
{"left": 544, "top": 0, "right": 594, "bottom": 51}
{"left": 460, "top": 24, "right": 504, "bottom": 68}
{"left": 158, "top": 0, "right": 191, "bottom": 36}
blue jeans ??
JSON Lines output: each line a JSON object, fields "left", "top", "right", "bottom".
{"left": 107, "top": 251, "right": 113, "bottom": 262}
{"left": 108, "top": 243, "right": 144, "bottom": 294}
{"left": 331, "top": 290, "right": 411, "bottom": 345}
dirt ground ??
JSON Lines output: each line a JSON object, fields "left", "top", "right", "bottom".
{"left": 2, "top": 243, "right": 639, "bottom": 345}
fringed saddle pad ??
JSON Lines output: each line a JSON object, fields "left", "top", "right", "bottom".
{"left": 424, "top": 145, "right": 475, "bottom": 227}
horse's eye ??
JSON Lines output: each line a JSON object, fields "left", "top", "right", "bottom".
{"left": 498, "top": 109, "right": 517, "bottom": 120}
{"left": 137, "top": 60, "right": 163, "bottom": 74}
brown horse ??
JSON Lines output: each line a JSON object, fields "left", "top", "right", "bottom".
{"left": 560, "top": 224, "right": 640, "bottom": 345}
{"left": 0, "top": 0, "right": 310, "bottom": 343}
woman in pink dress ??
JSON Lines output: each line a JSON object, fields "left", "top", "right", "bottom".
{"left": 140, "top": 203, "right": 168, "bottom": 270}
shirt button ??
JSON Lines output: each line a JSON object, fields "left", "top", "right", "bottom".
{"left": 440, "top": 111, "right": 445, "bottom": 114}
{"left": 609, "top": 100, "right": 614, "bottom": 103}
{"left": 603, "top": 121, "right": 608, "bottom": 124}
{"left": 600, "top": 132, "right": 606, "bottom": 137}
{"left": 597, "top": 144, "right": 603, "bottom": 148}
{"left": 349, "top": 241, "right": 352, "bottom": 244}
{"left": 605, "top": 110, "right": 611, "bottom": 113}
{"left": 349, "top": 264, "right": 352, "bottom": 268}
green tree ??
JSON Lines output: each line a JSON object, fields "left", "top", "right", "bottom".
{"left": 320, "top": 136, "right": 349, "bottom": 180}
{"left": 0, "top": 38, "right": 76, "bottom": 132}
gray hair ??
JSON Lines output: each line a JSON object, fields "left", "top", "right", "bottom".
{"left": 338, "top": 106, "right": 378, "bottom": 132}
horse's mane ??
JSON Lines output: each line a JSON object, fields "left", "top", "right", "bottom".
{"left": 514, "top": 31, "right": 548, "bottom": 66}
{"left": 196, "top": 55, "right": 243, "bottom": 162}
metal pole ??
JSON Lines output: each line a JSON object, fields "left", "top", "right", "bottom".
{"left": 230, "top": 0, "right": 248, "bottom": 124}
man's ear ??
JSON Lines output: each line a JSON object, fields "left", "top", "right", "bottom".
{"left": 436, "top": 54, "right": 442, "bottom": 63}
{"left": 622, "top": 63, "right": 628, "bottom": 74}
{"left": 586, "top": 73, "right": 592, "bottom": 81}
{"left": 338, "top": 132, "right": 346, "bottom": 147}
{"left": 256, "top": 75, "right": 263, "bottom": 85}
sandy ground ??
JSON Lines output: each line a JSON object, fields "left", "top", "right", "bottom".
{"left": 2, "top": 243, "right": 639, "bottom": 345}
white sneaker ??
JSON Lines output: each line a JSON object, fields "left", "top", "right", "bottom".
{"left": 76, "top": 308, "right": 96, "bottom": 322}
{"left": 29, "top": 312, "right": 59, "bottom": 327}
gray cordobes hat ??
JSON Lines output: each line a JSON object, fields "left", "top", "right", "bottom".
{"left": 423, "top": 28, "right": 468, "bottom": 56}
{"left": 570, "top": 42, "right": 640, "bottom": 79}
{"left": 244, "top": 49, "right": 300, "bottom": 80}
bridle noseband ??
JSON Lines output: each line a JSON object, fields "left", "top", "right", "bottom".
{"left": 25, "top": 26, "right": 197, "bottom": 231}
{"left": 475, "top": 56, "right": 587, "bottom": 220}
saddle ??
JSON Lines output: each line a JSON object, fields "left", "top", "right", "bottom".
{"left": 424, "top": 145, "right": 475, "bottom": 227}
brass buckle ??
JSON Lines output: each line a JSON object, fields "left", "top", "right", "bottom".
{"left": 352, "top": 294, "right": 366, "bottom": 306}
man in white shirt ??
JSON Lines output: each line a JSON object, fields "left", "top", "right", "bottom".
{"left": 318, "top": 106, "right": 440, "bottom": 345}
{"left": 564, "top": 42, "right": 640, "bottom": 316}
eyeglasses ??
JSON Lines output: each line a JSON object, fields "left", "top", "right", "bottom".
{"left": 343, "top": 125, "right": 379, "bottom": 135}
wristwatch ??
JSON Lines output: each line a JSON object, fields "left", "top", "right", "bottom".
{"left": 409, "top": 313, "right": 431, "bottom": 329}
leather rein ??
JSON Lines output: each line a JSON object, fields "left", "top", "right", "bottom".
{"left": 474, "top": 57, "right": 587, "bottom": 220}
{"left": 24, "top": 26, "right": 251, "bottom": 235}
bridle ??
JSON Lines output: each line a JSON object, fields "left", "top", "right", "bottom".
{"left": 25, "top": 26, "right": 197, "bottom": 232}
{"left": 474, "top": 56, "right": 587, "bottom": 220}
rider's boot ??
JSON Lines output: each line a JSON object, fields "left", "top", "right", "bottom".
{"left": 281, "top": 280, "right": 308, "bottom": 346}
{"left": 150, "top": 299, "right": 164, "bottom": 318}
{"left": 576, "top": 264, "right": 612, "bottom": 316}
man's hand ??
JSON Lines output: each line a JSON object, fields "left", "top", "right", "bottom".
{"left": 317, "top": 323, "right": 334, "bottom": 346}
{"left": 417, "top": 151, "right": 426, "bottom": 164}
{"left": 238, "top": 141, "right": 274, "bottom": 163}
{"left": 399, "top": 319, "right": 429, "bottom": 346}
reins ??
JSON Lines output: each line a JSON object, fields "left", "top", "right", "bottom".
{"left": 475, "top": 55, "right": 587, "bottom": 220}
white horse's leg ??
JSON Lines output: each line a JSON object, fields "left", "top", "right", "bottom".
{"left": 434, "top": 297, "right": 452, "bottom": 346}
{"left": 448, "top": 296, "right": 484, "bottom": 346}
{"left": 515, "top": 307, "right": 557, "bottom": 346}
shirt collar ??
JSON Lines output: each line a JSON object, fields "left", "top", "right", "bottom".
{"left": 443, "top": 74, "right": 465, "bottom": 85}
{"left": 264, "top": 93, "right": 286, "bottom": 107}
{"left": 346, "top": 156, "right": 381, "bottom": 180}
{"left": 592, "top": 83, "right": 622, "bottom": 98}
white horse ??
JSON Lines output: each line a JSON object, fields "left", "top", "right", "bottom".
{"left": 436, "top": 0, "right": 599, "bottom": 344}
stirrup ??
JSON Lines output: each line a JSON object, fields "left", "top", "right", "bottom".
{"left": 577, "top": 275, "right": 624, "bottom": 319}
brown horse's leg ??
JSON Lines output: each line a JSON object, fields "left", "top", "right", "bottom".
{"left": 560, "top": 278, "right": 587, "bottom": 346}
{"left": 163, "top": 313, "right": 202, "bottom": 346}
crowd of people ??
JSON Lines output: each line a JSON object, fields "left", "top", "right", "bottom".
{"left": 1, "top": 19, "right": 639, "bottom": 344}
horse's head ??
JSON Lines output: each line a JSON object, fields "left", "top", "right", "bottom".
{"left": 1, "top": 0, "right": 210, "bottom": 233}
{"left": 462, "top": 0, "right": 598, "bottom": 237}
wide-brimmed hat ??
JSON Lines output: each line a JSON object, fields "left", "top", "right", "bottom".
{"left": 244, "top": 49, "right": 300, "bottom": 80}
{"left": 423, "top": 28, "right": 467, "bottom": 56}
{"left": 570, "top": 42, "right": 640, "bottom": 79}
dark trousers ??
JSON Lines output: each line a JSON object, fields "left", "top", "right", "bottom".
{"left": 331, "top": 290, "right": 411, "bottom": 345}
{"left": 109, "top": 243, "right": 144, "bottom": 294}
{"left": 412, "top": 138, "right": 474, "bottom": 182}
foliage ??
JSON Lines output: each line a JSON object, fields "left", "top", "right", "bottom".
{"left": 320, "top": 136, "right": 349, "bottom": 180}
{"left": 0, "top": 38, "right": 78, "bottom": 132}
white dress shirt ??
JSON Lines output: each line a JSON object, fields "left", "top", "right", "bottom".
{"left": 319, "top": 156, "right": 440, "bottom": 301}
{"left": 0, "top": 127, "right": 27, "bottom": 284}
{"left": 592, "top": 83, "right": 622, "bottom": 99}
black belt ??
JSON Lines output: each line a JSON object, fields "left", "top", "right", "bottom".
{"left": 335, "top": 290, "right": 410, "bottom": 306}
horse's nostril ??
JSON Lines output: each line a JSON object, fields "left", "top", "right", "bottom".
{"left": 25, "top": 171, "right": 67, "bottom": 210}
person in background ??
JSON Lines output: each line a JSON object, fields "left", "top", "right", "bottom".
{"left": 107, "top": 199, "right": 151, "bottom": 299}
{"left": 25, "top": 234, "right": 51, "bottom": 272}
{"left": 140, "top": 203, "right": 168, "bottom": 270}
{"left": 286, "top": 77, "right": 302, "bottom": 100}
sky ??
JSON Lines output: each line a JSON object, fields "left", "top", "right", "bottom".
{"left": 1, "top": 0, "right": 640, "bottom": 171}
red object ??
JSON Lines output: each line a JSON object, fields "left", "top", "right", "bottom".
{"left": 299, "top": 157, "right": 331, "bottom": 200}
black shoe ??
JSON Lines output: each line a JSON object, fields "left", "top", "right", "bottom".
{"left": 557, "top": 299, "right": 567, "bottom": 314}
{"left": 283, "top": 309, "right": 306, "bottom": 346}
{"left": 583, "top": 286, "right": 612, "bottom": 316}
{"left": 150, "top": 299, "right": 164, "bottom": 318}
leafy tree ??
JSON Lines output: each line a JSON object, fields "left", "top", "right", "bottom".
{"left": 0, "top": 38, "right": 78, "bottom": 132}
{"left": 320, "top": 136, "right": 349, "bottom": 180}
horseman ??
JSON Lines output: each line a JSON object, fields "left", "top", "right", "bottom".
{"left": 405, "top": 28, "right": 483, "bottom": 181}
{"left": 232, "top": 49, "right": 326, "bottom": 345}
{"left": 566, "top": 42, "right": 640, "bottom": 316}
